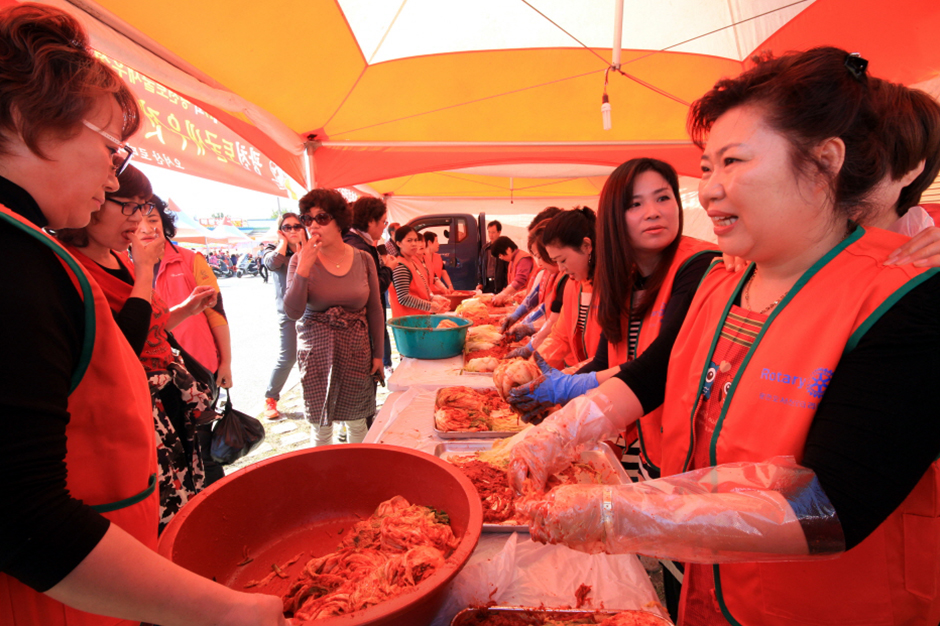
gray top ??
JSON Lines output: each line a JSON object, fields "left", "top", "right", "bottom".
{"left": 284, "top": 249, "right": 384, "bottom": 360}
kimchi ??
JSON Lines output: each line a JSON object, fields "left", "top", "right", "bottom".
{"left": 281, "top": 496, "right": 458, "bottom": 621}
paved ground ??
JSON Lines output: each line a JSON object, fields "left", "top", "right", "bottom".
{"left": 212, "top": 272, "right": 397, "bottom": 473}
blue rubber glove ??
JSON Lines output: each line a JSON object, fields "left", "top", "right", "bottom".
{"left": 507, "top": 322, "right": 537, "bottom": 341}
{"left": 508, "top": 352, "right": 599, "bottom": 423}
{"left": 504, "top": 342, "right": 534, "bottom": 360}
{"left": 500, "top": 312, "right": 521, "bottom": 333}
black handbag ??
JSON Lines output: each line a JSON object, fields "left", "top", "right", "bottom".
{"left": 166, "top": 331, "right": 219, "bottom": 408}
{"left": 210, "top": 391, "right": 266, "bottom": 465}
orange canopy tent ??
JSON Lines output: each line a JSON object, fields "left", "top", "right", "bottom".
{"left": 11, "top": 0, "right": 940, "bottom": 210}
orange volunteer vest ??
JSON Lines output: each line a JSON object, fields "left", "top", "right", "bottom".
{"left": 389, "top": 256, "right": 434, "bottom": 317}
{"left": 661, "top": 227, "right": 940, "bottom": 626}
{"left": 426, "top": 252, "right": 446, "bottom": 294}
{"left": 538, "top": 278, "right": 601, "bottom": 369}
{"left": 606, "top": 237, "right": 718, "bottom": 476}
{"left": 0, "top": 206, "right": 157, "bottom": 626}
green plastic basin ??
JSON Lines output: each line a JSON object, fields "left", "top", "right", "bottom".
{"left": 387, "top": 315, "right": 472, "bottom": 360}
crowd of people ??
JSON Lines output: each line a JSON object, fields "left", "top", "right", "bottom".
{"left": 3, "top": 3, "right": 940, "bottom": 626}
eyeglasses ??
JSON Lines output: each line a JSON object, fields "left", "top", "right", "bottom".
{"left": 281, "top": 224, "right": 305, "bottom": 232}
{"left": 106, "top": 199, "right": 156, "bottom": 216}
{"left": 300, "top": 212, "right": 334, "bottom": 226}
{"left": 83, "top": 119, "right": 135, "bottom": 175}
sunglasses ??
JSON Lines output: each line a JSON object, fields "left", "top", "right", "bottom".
{"left": 83, "top": 119, "right": 135, "bottom": 176}
{"left": 300, "top": 212, "right": 334, "bottom": 226}
{"left": 281, "top": 224, "right": 305, "bottom": 232}
{"left": 107, "top": 199, "right": 156, "bottom": 216}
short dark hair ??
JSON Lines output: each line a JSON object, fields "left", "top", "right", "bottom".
{"left": 490, "top": 235, "right": 517, "bottom": 257}
{"left": 298, "top": 188, "right": 351, "bottom": 231}
{"left": 528, "top": 207, "right": 563, "bottom": 231}
{"left": 527, "top": 221, "right": 551, "bottom": 262}
{"left": 150, "top": 194, "right": 176, "bottom": 239}
{"left": 106, "top": 164, "right": 152, "bottom": 203}
{"left": 0, "top": 3, "right": 140, "bottom": 158}
{"left": 688, "top": 47, "right": 885, "bottom": 221}
{"left": 55, "top": 164, "right": 152, "bottom": 247}
{"left": 349, "top": 196, "right": 387, "bottom": 232}
{"left": 869, "top": 79, "right": 940, "bottom": 216}
{"left": 541, "top": 207, "right": 597, "bottom": 277}
{"left": 487, "top": 220, "right": 502, "bottom": 232}
{"left": 423, "top": 231, "right": 437, "bottom": 244}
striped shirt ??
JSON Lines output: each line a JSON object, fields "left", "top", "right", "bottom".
{"left": 392, "top": 263, "right": 432, "bottom": 312}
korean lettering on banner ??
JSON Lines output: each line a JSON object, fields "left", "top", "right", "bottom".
{"left": 92, "top": 51, "right": 294, "bottom": 195}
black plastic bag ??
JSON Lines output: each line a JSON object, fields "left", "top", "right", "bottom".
{"left": 210, "top": 391, "right": 265, "bottom": 464}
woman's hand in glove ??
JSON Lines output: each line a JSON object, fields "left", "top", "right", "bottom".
{"left": 507, "top": 353, "right": 598, "bottom": 423}
{"left": 508, "top": 392, "right": 619, "bottom": 494}
{"left": 504, "top": 342, "right": 534, "bottom": 360}
{"left": 523, "top": 484, "right": 608, "bottom": 553}
{"left": 500, "top": 313, "right": 520, "bottom": 333}
{"left": 506, "top": 321, "right": 537, "bottom": 341}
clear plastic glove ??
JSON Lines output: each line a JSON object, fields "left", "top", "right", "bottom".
{"left": 507, "top": 321, "right": 537, "bottom": 341}
{"left": 508, "top": 390, "right": 619, "bottom": 494}
{"left": 507, "top": 353, "right": 598, "bottom": 423}
{"left": 504, "top": 342, "right": 534, "bottom": 360}
{"left": 522, "top": 456, "right": 845, "bottom": 563}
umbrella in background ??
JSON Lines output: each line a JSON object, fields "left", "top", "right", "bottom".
{"left": 164, "top": 198, "right": 216, "bottom": 244}
{"left": 209, "top": 224, "right": 254, "bottom": 245}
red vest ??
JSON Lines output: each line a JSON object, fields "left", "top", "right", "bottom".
{"left": 507, "top": 249, "right": 533, "bottom": 291}
{"left": 662, "top": 227, "right": 940, "bottom": 626}
{"left": 607, "top": 237, "right": 718, "bottom": 474}
{"left": 155, "top": 241, "right": 219, "bottom": 372}
{"left": 0, "top": 206, "right": 157, "bottom": 626}
{"left": 389, "top": 256, "right": 434, "bottom": 317}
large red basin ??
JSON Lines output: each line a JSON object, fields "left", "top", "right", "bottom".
{"left": 158, "top": 444, "right": 483, "bottom": 625}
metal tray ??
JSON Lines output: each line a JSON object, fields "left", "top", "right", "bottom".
{"left": 434, "top": 440, "right": 630, "bottom": 532}
{"left": 451, "top": 606, "right": 673, "bottom": 625}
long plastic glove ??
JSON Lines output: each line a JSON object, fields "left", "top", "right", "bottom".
{"left": 522, "top": 456, "right": 846, "bottom": 563}
{"left": 506, "top": 321, "right": 537, "bottom": 342}
{"left": 508, "top": 390, "right": 620, "bottom": 494}
{"left": 504, "top": 342, "right": 534, "bottom": 360}
{"left": 507, "top": 353, "right": 598, "bottom": 423}
{"left": 521, "top": 302, "right": 546, "bottom": 326}
{"left": 500, "top": 311, "right": 522, "bottom": 333}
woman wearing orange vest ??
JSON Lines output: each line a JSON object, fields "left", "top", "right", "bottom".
{"left": 0, "top": 5, "right": 285, "bottom": 626}
{"left": 389, "top": 225, "right": 449, "bottom": 317}
{"left": 509, "top": 48, "right": 940, "bottom": 625}
{"left": 512, "top": 208, "right": 600, "bottom": 370}
{"left": 509, "top": 160, "right": 718, "bottom": 482}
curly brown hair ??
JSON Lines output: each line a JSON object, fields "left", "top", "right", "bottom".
{"left": 0, "top": 3, "right": 140, "bottom": 157}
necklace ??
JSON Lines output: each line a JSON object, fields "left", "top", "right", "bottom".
{"left": 743, "top": 267, "right": 789, "bottom": 315}
{"left": 319, "top": 244, "right": 347, "bottom": 269}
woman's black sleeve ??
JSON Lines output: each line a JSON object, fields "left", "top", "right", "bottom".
{"left": 0, "top": 229, "right": 110, "bottom": 592}
{"left": 802, "top": 273, "right": 940, "bottom": 549}
{"left": 112, "top": 297, "right": 153, "bottom": 355}
{"left": 614, "top": 253, "right": 719, "bottom": 413}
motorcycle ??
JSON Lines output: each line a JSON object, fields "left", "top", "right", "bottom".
{"left": 235, "top": 255, "right": 260, "bottom": 278}
{"left": 210, "top": 257, "right": 234, "bottom": 278}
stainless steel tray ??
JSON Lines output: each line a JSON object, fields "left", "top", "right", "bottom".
{"left": 434, "top": 440, "right": 630, "bottom": 532}
{"left": 451, "top": 606, "right": 673, "bottom": 625}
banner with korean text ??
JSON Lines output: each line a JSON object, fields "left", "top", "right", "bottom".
{"left": 94, "top": 51, "right": 302, "bottom": 200}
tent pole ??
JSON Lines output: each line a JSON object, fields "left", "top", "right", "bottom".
{"left": 612, "top": 0, "right": 624, "bottom": 69}
{"left": 303, "top": 139, "right": 319, "bottom": 191}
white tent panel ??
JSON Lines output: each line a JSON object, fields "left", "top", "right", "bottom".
{"left": 339, "top": 0, "right": 817, "bottom": 65}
